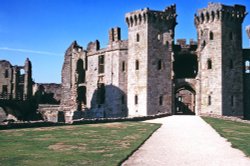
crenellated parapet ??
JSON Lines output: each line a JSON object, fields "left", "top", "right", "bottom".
{"left": 195, "top": 3, "right": 247, "bottom": 26}
{"left": 125, "top": 4, "right": 177, "bottom": 28}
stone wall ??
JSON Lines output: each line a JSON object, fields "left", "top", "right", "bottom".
{"left": 126, "top": 5, "right": 176, "bottom": 116}
{"left": 243, "top": 49, "right": 250, "bottom": 119}
{"left": 0, "top": 59, "right": 32, "bottom": 100}
{"left": 86, "top": 28, "right": 128, "bottom": 118}
{"left": 33, "top": 83, "right": 61, "bottom": 102}
{"left": 195, "top": 3, "right": 246, "bottom": 116}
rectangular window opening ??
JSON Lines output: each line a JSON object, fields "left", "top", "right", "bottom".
{"left": 98, "top": 55, "right": 105, "bottom": 74}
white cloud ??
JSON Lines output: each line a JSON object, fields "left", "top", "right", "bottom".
{"left": 0, "top": 47, "right": 63, "bottom": 56}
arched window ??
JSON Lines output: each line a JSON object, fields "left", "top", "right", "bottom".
{"left": 136, "top": 33, "right": 140, "bottom": 42}
{"left": 157, "top": 60, "right": 162, "bottom": 70}
{"left": 207, "top": 59, "right": 212, "bottom": 69}
{"left": 135, "top": 95, "right": 138, "bottom": 105}
{"left": 201, "top": 13, "right": 204, "bottom": 22}
{"left": 135, "top": 60, "right": 139, "bottom": 70}
{"left": 245, "top": 60, "right": 250, "bottom": 73}
{"left": 209, "top": 31, "right": 214, "bottom": 40}
{"left": 208, "top": 95, "right": 211, "bottom": 105}
{"left": 211, "top": 11, "right": 215, "bottom": 21}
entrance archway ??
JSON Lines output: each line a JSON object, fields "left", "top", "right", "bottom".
{"left": 175, "top": 85, "right": 196, "bottom": 115}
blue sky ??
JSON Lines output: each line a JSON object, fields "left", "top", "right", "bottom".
{"left": 0, "top": 0, "right": 249, "bottom": 83}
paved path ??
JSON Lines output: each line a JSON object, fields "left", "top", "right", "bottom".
{"left": 122, "top": 115, "right": 250, "bottom": 166}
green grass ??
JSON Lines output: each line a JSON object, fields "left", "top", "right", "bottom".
{"left": 202, "top": 116, "right": 250, "bottom": 157}
{"left": 0, "top": 122, "right": 161, "bottom": 166}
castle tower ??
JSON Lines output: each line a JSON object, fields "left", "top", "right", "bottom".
{"left": 23, "top": 58, "right": 33, "bottom": 100}
{"left": 126, "top": 5, "right": 177, "bottom": 116}
{"left": 195, "top": 3, "right": 247, "bottom": 116}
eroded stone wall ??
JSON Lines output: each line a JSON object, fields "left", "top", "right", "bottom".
{"left": 195, "top": 3, "right": 246, "bottom": 116}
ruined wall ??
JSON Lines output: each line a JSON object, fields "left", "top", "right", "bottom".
{"left": 0, "top": 60, "right": 12, "bottom": 97}
{"left": 195, "top": 3, "right": 246, "bottom": 116}
{"left": 86, "top": 28, "right": 128, "bottom": 118}
{"left": 60, "top": 41, "right": 86, "bottom": 114}
{"left": 33, "top": 83, "right": 61, "bottom": 102}
{"left": 0, "top": 59, "right": 32, "bottom": 100}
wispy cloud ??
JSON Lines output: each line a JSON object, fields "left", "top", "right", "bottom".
{"left": 0, "top": 47, "right": 63, "bottom": 56}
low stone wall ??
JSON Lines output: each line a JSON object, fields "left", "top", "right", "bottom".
{"left": 38, "top": 104, "right": 60, "bottom": 122}
{"left": 200, "top": 113, "right": 250, "bottom": 124}
{"left": 0, "top": 112, "right": 171, "bottom": 130}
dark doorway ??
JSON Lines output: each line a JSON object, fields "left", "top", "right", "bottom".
{"left": 175, "top": 86, "right": 196, "bottom": 115}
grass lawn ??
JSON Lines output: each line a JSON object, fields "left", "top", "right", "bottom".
{"left": 0, "top": 122, "right": 161, "bottom": 166}
{"left": 202, "top": 116, "right": 250, "bottom": 157}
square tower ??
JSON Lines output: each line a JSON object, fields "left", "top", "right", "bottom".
{"left": 195, "top": 3, "right": 247, "bottom": 116}
{"left": 126, "top": 5, "right": 177, "bottom": 116}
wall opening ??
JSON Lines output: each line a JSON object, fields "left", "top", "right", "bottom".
{"left": 98, "top": 55, "right": 105, "bottom": 74}
{"left": 209, "top": 31, "right": 214, "bottom": 40}
{"left": 157, "top": 60, "right": 162, "bottom": 70}
{"left": 208, "top": 95, "right": 212, "bottom": 105}
{"left": 173, "top": 53, "right": 198, "bottom": 78}
{"left": 135, "top": 60, "right": 139, "bottom": 70}
{"left": 76, "top": 59, "right": 85, "bottom": 83}
{"left": 229, "top": 59, "right": 233, "bottom": 69}
{"left": 229, "top": 32, "right": 233, "bottom": 40}
{"left": 159, "top": 96, "right": 163, "bottom": 106}
{"left": 4, "top": 69, "right": 9, "bottom": 78}
{"left": 136, "top": 33, "right": 140, "bottom": 42}
{"left": 245, "top": 60, "right": 250, "bottom": 73}
{"left": 135, "top": 95, "right": 138, "bottom": 105}
{"left": 231, "top": 95, "right": 234, "bottom": 107}
{"left": 175, "top": 85, "right": 196, "bottom": 115}
{"left": 207, "top": 59, "right": 212, "bottom": 69}
{"left": 122, "top": 61, "right": 126, "bottom": 72}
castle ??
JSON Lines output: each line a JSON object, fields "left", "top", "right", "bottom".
{"left": 0, "top": 58, "right": 33, "bottom": 101}
{"left": 50, "top": 2, "right": 249, "bottom": 122}
{"left": 2, "top": 3, "right": 249, "bottom": 123}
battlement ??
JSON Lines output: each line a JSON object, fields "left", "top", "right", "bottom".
{"left": 125, "top": 4, "right": 177, "bottom": 27}
{"left": 195, "top": 3, "right": 247, "bottom": 25}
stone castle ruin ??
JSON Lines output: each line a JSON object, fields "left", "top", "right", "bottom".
{"left": 0, "top": 58, "right": 32, "bottom": 101}
{"left": 42, "top": 2, "right": 249, "bottom": 122}
{"left": 2, "top": 3, "right": 249, "bottom": 123}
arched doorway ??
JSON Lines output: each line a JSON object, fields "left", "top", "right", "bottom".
{"left": 175, "top": 85, "right": 196, "bottom": 115}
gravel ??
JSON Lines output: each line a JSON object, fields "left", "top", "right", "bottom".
{"left": 122, "top": 115, "right": 250, "bottom": 166}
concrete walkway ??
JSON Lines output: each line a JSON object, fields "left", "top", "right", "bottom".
{"left": 122, "top": 115, "right": 250, "bottom": 166}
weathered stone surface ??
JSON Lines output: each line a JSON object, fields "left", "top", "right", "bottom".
{"left": 44, "top": 3, "right": 250, "bottom": 122}
{"left": 195, "top": 3, "right": 246, "bottom": 117}
{"left": 0, "top": 59, "right": 32, "bottom": 100}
